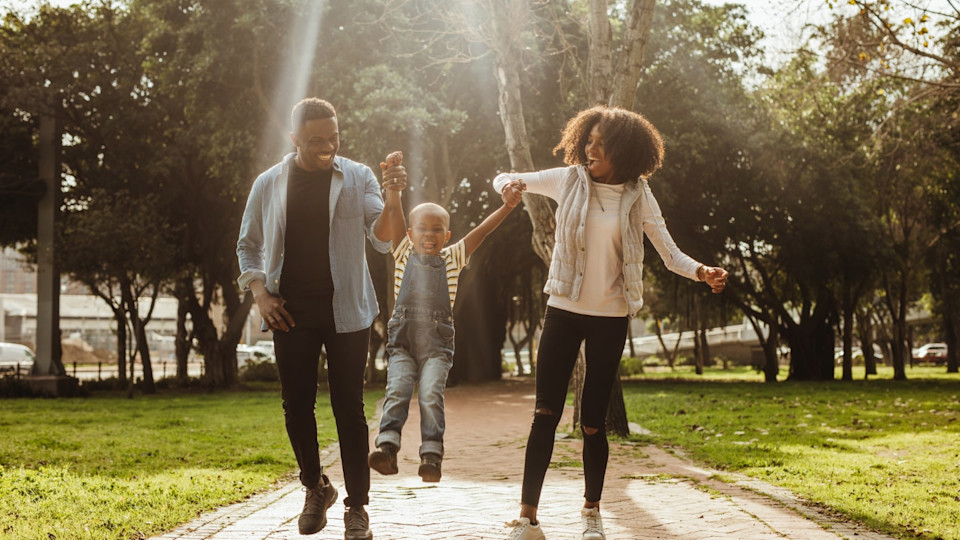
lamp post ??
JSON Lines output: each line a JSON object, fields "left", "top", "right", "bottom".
{"left": 26, "top": 108, "right": 77, "bottom": 396}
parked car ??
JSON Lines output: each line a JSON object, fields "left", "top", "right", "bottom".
{"left": 834, "top": 344, "right": 883, "bottom": 365}
{"left": 912, "top": 343, "right": 947, "bottom": 364}
{"left": 237, "top": 340, "right": 276, "bottom": 367}
{"left": 0, "top": 342, "right": 35, "bottom": 374}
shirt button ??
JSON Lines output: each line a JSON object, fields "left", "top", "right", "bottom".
{"left": 274, "top": 279, "right": 279, "bottom": 284}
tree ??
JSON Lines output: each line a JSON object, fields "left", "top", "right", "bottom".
{"left": 0, "top": 2, "right": 182, "bottom": 390}
{"left": 58, "top": 190, "right": 179, "bottom": 393}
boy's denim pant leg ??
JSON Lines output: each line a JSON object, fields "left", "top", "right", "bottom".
{"left": 376, "top": 349, "right": 417, "bottom": 450}
{"left": 376, "top": 349, "right": 453, "bottom": 457}
{"left": 415, "top": 354, "right": 453, "bottom": 457}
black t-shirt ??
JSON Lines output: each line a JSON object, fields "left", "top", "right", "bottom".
{"left": 280, "top": 164, "right": 334, "bottom": 326}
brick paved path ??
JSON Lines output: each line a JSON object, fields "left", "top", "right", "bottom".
{"left": 155, "top": 377, "right": 893, "bottom": 540}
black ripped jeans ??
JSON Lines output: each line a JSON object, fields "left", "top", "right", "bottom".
{"left": 520, "top": 306, "right": 628, "bottom": 507}
{"left": 273, "top": 296, "right": 371, "bottom": 508}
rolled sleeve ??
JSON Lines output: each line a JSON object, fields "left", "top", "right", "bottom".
{"left": 237, "top": 178, "right": 267, "bottom": 290}
{"left": 493, "top": 173, "right": 513, "bottom": 194}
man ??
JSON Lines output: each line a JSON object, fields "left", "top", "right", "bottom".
{"left": 237, "top": 97, "right": 406, "bottom": 539}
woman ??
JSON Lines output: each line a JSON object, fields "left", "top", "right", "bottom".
{"left": 494, "top": 106, "right": 728, "bottom": 540}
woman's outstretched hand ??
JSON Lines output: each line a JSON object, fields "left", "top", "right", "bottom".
{"left": 702, "top": 266, "right": 728, "bottom": 293}
{"left": 502, "top": 179, "right": 526, "bottom": 208}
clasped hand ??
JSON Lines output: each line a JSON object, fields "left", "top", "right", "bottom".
{"left": 381, "top": 151, "right": 406, "bottom": 195}
{"left": 502, "top": 179, "right": 525, "bottom": 208}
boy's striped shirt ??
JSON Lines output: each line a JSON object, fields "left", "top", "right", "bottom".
{"left": 392, "top": 235, "right": 469, "bottom": 308}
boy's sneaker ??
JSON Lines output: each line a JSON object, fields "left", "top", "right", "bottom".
{"left": 297, "top": 474, "right": 338, "bottom": 535}
{"left": 344, "top": 506, "right": 373, "bottom": 540}
{"left": 417, "top": 453, "right": 442, "bottom": 482}
{"left": 581, "top": 507, "right": 605, "bottom": 539}
{"left": 505, "top": 517, "right": 545, "bottom": 540}
{"left": 368, "top": 444, "right": 398, "bottom": 475}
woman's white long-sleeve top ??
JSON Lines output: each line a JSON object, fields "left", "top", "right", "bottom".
{"left": 493, "top": 165, "right": 702, "bottom": 317}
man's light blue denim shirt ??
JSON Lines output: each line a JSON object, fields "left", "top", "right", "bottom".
{"left": 237, "top": 153, "right": 391, "bottom": 333}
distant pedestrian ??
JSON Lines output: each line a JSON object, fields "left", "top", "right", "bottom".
{"left": 494, "top": 105, "right": 728, "bottom": 540}
{"left": 237, "top": 97, "right": 403, "bottom": 539}
{"left": 368, "top": 151, "right": 523, "bottom": 483}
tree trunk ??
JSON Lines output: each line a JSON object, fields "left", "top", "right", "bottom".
{"left": 693, "top": 296, "right": 703, "bottom": 375}
{"left": 572, "top": 348, "right": 586, "bottom": 429}
{"left": 175, "top": 294, "right": 191, "bottom": 383}
{"left": 122, "top": 282, "right": 156, "bottom": 394}
{"left": 765, "top": 325, "right": 780, "bottom": 383}
{"left": 184, "top": 276, "right": 251, "bottom": 389}
{"left": 841, "top": 281, "right": 854, "bottom": 382}
{"left": 114, "top": 306, "right": 127, "bottom": 386}
{"left": 857, "top": 307, "right": 878, "bottom": 378}
{"left": 782, "top": 289, "right": 835, "bottom": 381}
{"left": 136, "top": 322, "right": 155, "bottom": 393}
{"left": 947, "top": 310, "right": 959, "bottom": 374}
{"left": 699, "top": 305, "right": 713, "bottom": 368}
{"left": 818, "top": 308, "right": 837, "bottom": 380}
{"left": 451, "top": 252, "right": 508, "bottom": 384}
{"left": 608, "top": 0, "right": 657, "bottom": 109}
{"left": 605, "top": 376, "right": 629, "bottom": 436}
{"left": 653, "top": 318, "right": 681, "bottom": 369}
{"left": 587, "top": 0, "right": 613, "bottom": 105}
{"left": 186, "top": 290, "right": 225, "bottom": 387}
{"left": 891, "top": 272, "right": 908, "bottom": 380}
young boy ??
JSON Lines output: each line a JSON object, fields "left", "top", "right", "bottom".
{"left": 369, "top": 152, "right": 523, "bottom": 482}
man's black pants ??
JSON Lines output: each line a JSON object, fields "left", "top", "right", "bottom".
{"left": 273, "top": 298, "right": 370, "bottom": 508}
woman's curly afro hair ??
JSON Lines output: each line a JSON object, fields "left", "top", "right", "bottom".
{"left": 553, "top": 106, "right": 664, "bottom": 182}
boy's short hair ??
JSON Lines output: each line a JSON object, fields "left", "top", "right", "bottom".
{"left": 291, "top": 98, "right": 337, "bottom": 132}
{"left": 408, "top": 202, "right": 450, "bottom": 228}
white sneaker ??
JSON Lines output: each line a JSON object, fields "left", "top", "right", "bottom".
{"left": 581, "top": 507, "right": 605, "bottom": 540}
{"left": 505, "top": 517, "right": 546, "bottom": 540}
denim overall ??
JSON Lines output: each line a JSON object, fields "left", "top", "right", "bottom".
{"left": 376, "top": 251, "right": 455, "bottom": 457}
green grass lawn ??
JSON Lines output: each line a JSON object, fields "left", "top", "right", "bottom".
{"left": 0, "top": 383, "right": 383, "bottom": 540}
{"left": 621, "top": 366, "right": 960, "bottom": 539}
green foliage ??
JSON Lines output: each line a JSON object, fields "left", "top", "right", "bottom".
{"left": 0, "top": 387, "right": 383, "bottom": 539}
{"left": 619, "top": 356, "right": 645, "bottom": 377}
{"left": 239, "top": 359, "right": 279, "bottom": 382}
{"left": 622, "top": 373, "right": 960, "bottom": 538}
{"left": 0, "top": 110, "right": 40, "bottom": 248}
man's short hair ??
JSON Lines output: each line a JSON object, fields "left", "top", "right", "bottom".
{"left": 291, "top": 98, "right": 336, "bottom": 132}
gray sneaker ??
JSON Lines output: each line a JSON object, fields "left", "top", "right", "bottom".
{"left": 344, "top": 506, "right": 373, "bottom": 540}
{"left": 505, "top": 517, "right": 545, "bottom": 540}
{"left": 581, "top": 507, "right": 605, "bottom": 539}
{"left": 297, "top": 474, "right": 338, "bottom": 535}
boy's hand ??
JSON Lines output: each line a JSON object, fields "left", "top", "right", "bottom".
{"left": 502, "top": 179, "right": 525, "bottom": 208}
{"left": 380, "top": 151, "right": 406, "bottom": 196}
